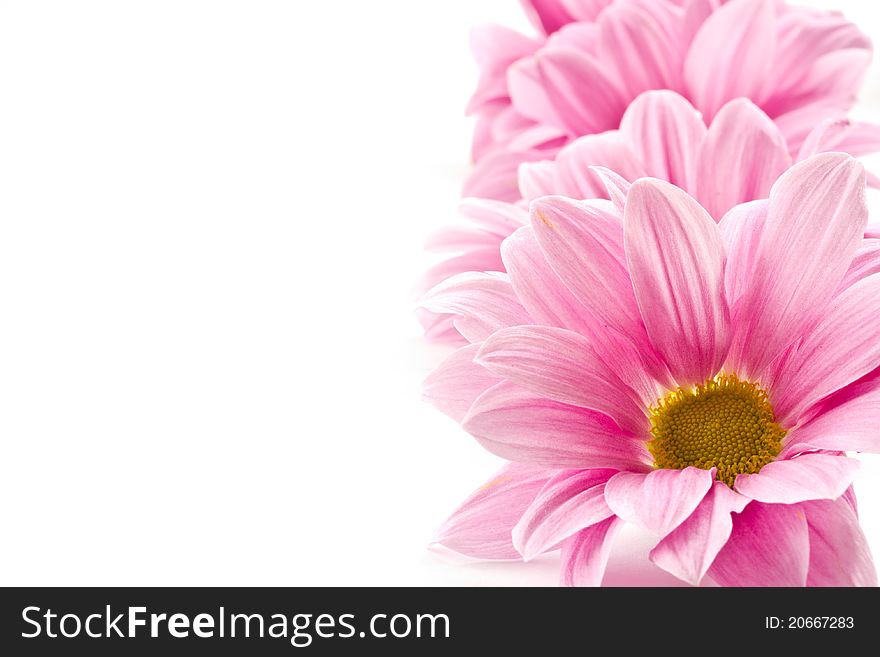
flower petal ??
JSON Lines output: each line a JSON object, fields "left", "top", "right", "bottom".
{"left": 513, "top": 468, "right": 616, "bottom": 560}
{"left": 709, "top": 502, "right": 809, "bottom": 586}
{"left": 619, "top": 90, "right": 706, "bottom": 193}
{"left": 521, "top": 0, "right": 576, "bottom": 35}
{"left": 463, "top": 381, "right": 651, "bottom": 470}
{"left": 684, "top": 0, "right": 776, "bottom": 120}
{"left": 717, "top": 200, "right": 767, "bottom": 310}
{"left": 781, "top": 372, "right": 880, "bottom": 455}
{"left": 624, "top": 178, "right": 731, "bottom": 385}
{"left": 560, "top": 0, "right": 615, "bottom": 23}
{"left": 728, "top": 153, "right": 867, "bottom": 378}
{"left": 468, "top": 24, "right": 541, "bottom": 113}
{"left": 459, "top": 198, "right": 529, "bottom": 236}
{"left": 801, "top": 496, "right": 877, "bottom": 587}
{"left": 497, "top": 231, "right": 671, "bottom": 409}
{"left": 531, "top": 196, "right": 647, "bottom": 349}
{"left": 421, "top": 272, "right": 533, "bottom": 343}
{"left": 591, "top": 166, "right": 630, "bottom": 214}
{"left": 696, "top": 99, "right": 791, "bottom": 219}
{"left": 422, "top": 344, "right": 501, "bottom": 422}
{"left": 770, "top": 273, "right": 880, "bottom": 424}
{"left": 517, "top": 48, "right": 625, "bottom": 135}
{"left": 553, "top": 133, "right": 648, "bottom": 199}
{"left": 463, "top": 149, "right": 552, "bottom": 203}
{"left": 433, "top": 463, "right": 553, "bottom": 560}
{"left": 682, "top": 0, "right": 723, "bottom": 43}
{"left": 734, "top": 454, "right": 859, "bottom": 505}
{"left": 763, "top": 10, "right": 871, "bottom": 108}
{"left": 838, "top": 239, "right": 880, "bottom": 293}
{"left": 649, "top": 481, "right": 750, "bottom": 585}
{"left": 475, "top": 326, "right": 648, "bottom": 433}
{"left": 598, "top": 2, "right": 683, "bottom": 99}
{"left": 773, "top": 101, "right": 850, "bottom": 155}
{"left": 604, "top": 467, "right": 715, "bottom": 537}
{"left": 798, "top": 118, "right": 880, "bottom": 161}
{"left": 771, "top": 48, "right": 871, "bottom": 118}
{"left": 501, "top": 226, "right": 593, "bottom": 334}
{"left": 518, "top": 160, "right": 558, "bottom": 201}
{"left": 560, "top": 516, "right": 622, "bottom": 586}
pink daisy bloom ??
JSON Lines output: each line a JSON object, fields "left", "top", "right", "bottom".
{"left": 422, "top": 152, "right": 878, "bottom": 586}
{"left": 468, "top": 0, "right": 875, "bottom": 202}
{"left": 421, "top": 90, "right": 880, "bottom": 342}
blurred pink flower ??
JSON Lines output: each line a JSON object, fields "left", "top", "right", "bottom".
{"left": 468, "top": 0, "right": 875, "bottom": 202}
{"left": 421, "top": 90, "right": 880, "bottom": 341}
{"left": 423, "top": 153, "right": 878, "bottom": 586}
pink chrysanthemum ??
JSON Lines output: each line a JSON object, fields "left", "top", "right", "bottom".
{"left": 420, "top": 90, "right": 880, "bottom": 342}
{"left": 422, "top": 152, "right": 878, "bottom": 586}
{"left": 468, "top": 0, "right": 875, "bottom": 202}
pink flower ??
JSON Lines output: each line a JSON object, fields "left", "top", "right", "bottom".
{"left": 423, "top": 152, "right": 878, "bottom": 586}
{"left": 468, "top": 0, "right": 874, "bottom": 202}
{"left": 421, "top": 90, "right": 880, "bottom": 341}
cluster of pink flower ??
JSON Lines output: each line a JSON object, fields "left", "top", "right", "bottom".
{"left": 419, "top": 0, "right": 880, "bottom": 586}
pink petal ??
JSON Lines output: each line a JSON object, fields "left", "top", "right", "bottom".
{"left": 415, "top": 308, "right": 464, "bottom": 345}
{"left": 802, "top": 496, "right": 877, "bottom": 587}
{"left": 773, "top": 102, "right": 850, "bottom": 155}
{"left": 530, "top": 196, "right": 646, "bottom": 350}
{"left": 799, "top": 118, "right": 880, "bottom": 160}
{"left": 649, "top": 481, "right": 750, "bottom": 585}
{"left": 420, "top": 272, "right": 532, "bottom": 344}
{"left": 717, "top": 200, "right": 768, "bottom": 309}
{"left": 504, "top": 226, "right": 669, "bottom": 408}
{"left": 434, "top": 463, "right": 553, "bottom": 560}
{"left": 619, "top": 90, "right": 706, "bottom": 193}
{"left": 770, "top": 273, "right": 880, "bottom": 424}
{"left": 684, "top": 0, "right": 776, "bottom": 120}
{"left": 506, "top": 122, "right": 569, "bottom": 152}
{"left": 422, "top": 344, "right": 501, "bottom": 423}
{"left": 682, "top": 0, "right": 724, "bottom": 43}
{"left": 513, "top": 468, "right": 616, "bottom": 560}
{"left": 518, "top": 160, "right": 557, "bottom": 201}
{"left": 591, "top": 166, "right": 630, "bottom": 214}
{"left": 463, "top": 149, "right": 551, "bottom": 203}
{"left": 468, "top": 24, "right": 541, "bottom": 113}
{"left": 709, "top": 502, "right": 809, "bottom": 586}
{"left": 560, "top": 516, "right": 622, "bottom": 586}
{"left": 696, "top": 99, "right": 791, "bottom": 219}
{"left": 474, "top": 326, "right": 648, "bottom": 434}
{"left": 624, "top": 178, "right": 730, "bottom": 386}
{"left": 598, "top": 2, "right": 683, "bottom": 99}
{"left": 459, "top": 198, "right": 529, "bottom": 236}
{"left": 769, "top": 48, "right": 871, "bottom": 118}
{"left": 553, "top": 132, "right": 648, "bottom": 199}
{"left": 520, "top": 0, "right": 576, "bottom": 35}
{"left": 417, "top": 247, "right": 506, "bottom": 299}
{"left": 838, "top": 239, "right": 880, "bottom": 293}
{"left": 507, "top": 57, "right": 567, "bottom": 134}
{"left": 545, "top": 22, "right": 600, "bottom": 55}
{"left": 604, "top": 467, "right": 715, "bottom": 537}
{"left": 727, "top": 153, "right": 867, "bottom": 378}
{"left": 560, "top": 0, "right": 615, "bottom": 23}
{"left": 513, "top": 49, "right": 625, "bottom": 136}
{"left": 734, "top": 454, "right": 859, "bottom": 505}
{"left": 781, "top": 373, "right": 880, "bottom": 456}
{"left": 763, "top": 10, "right": 871, "bottom": 108}
{"left": 501, "top": 226, "right": 594, "bottom": 336}
{"left": 463, "top": 381, "right": 652, "bottom": 471}
{"left": 502, "top": 226, "right": 669, "bottom": 409}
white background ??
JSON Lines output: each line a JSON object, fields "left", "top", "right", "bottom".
{"left": 0, "top": 0, "right": 878, "bottom": 586}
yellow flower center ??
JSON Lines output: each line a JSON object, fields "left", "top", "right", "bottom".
{"left": 647, "top": 374, "right": 786, "bottom": 487}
